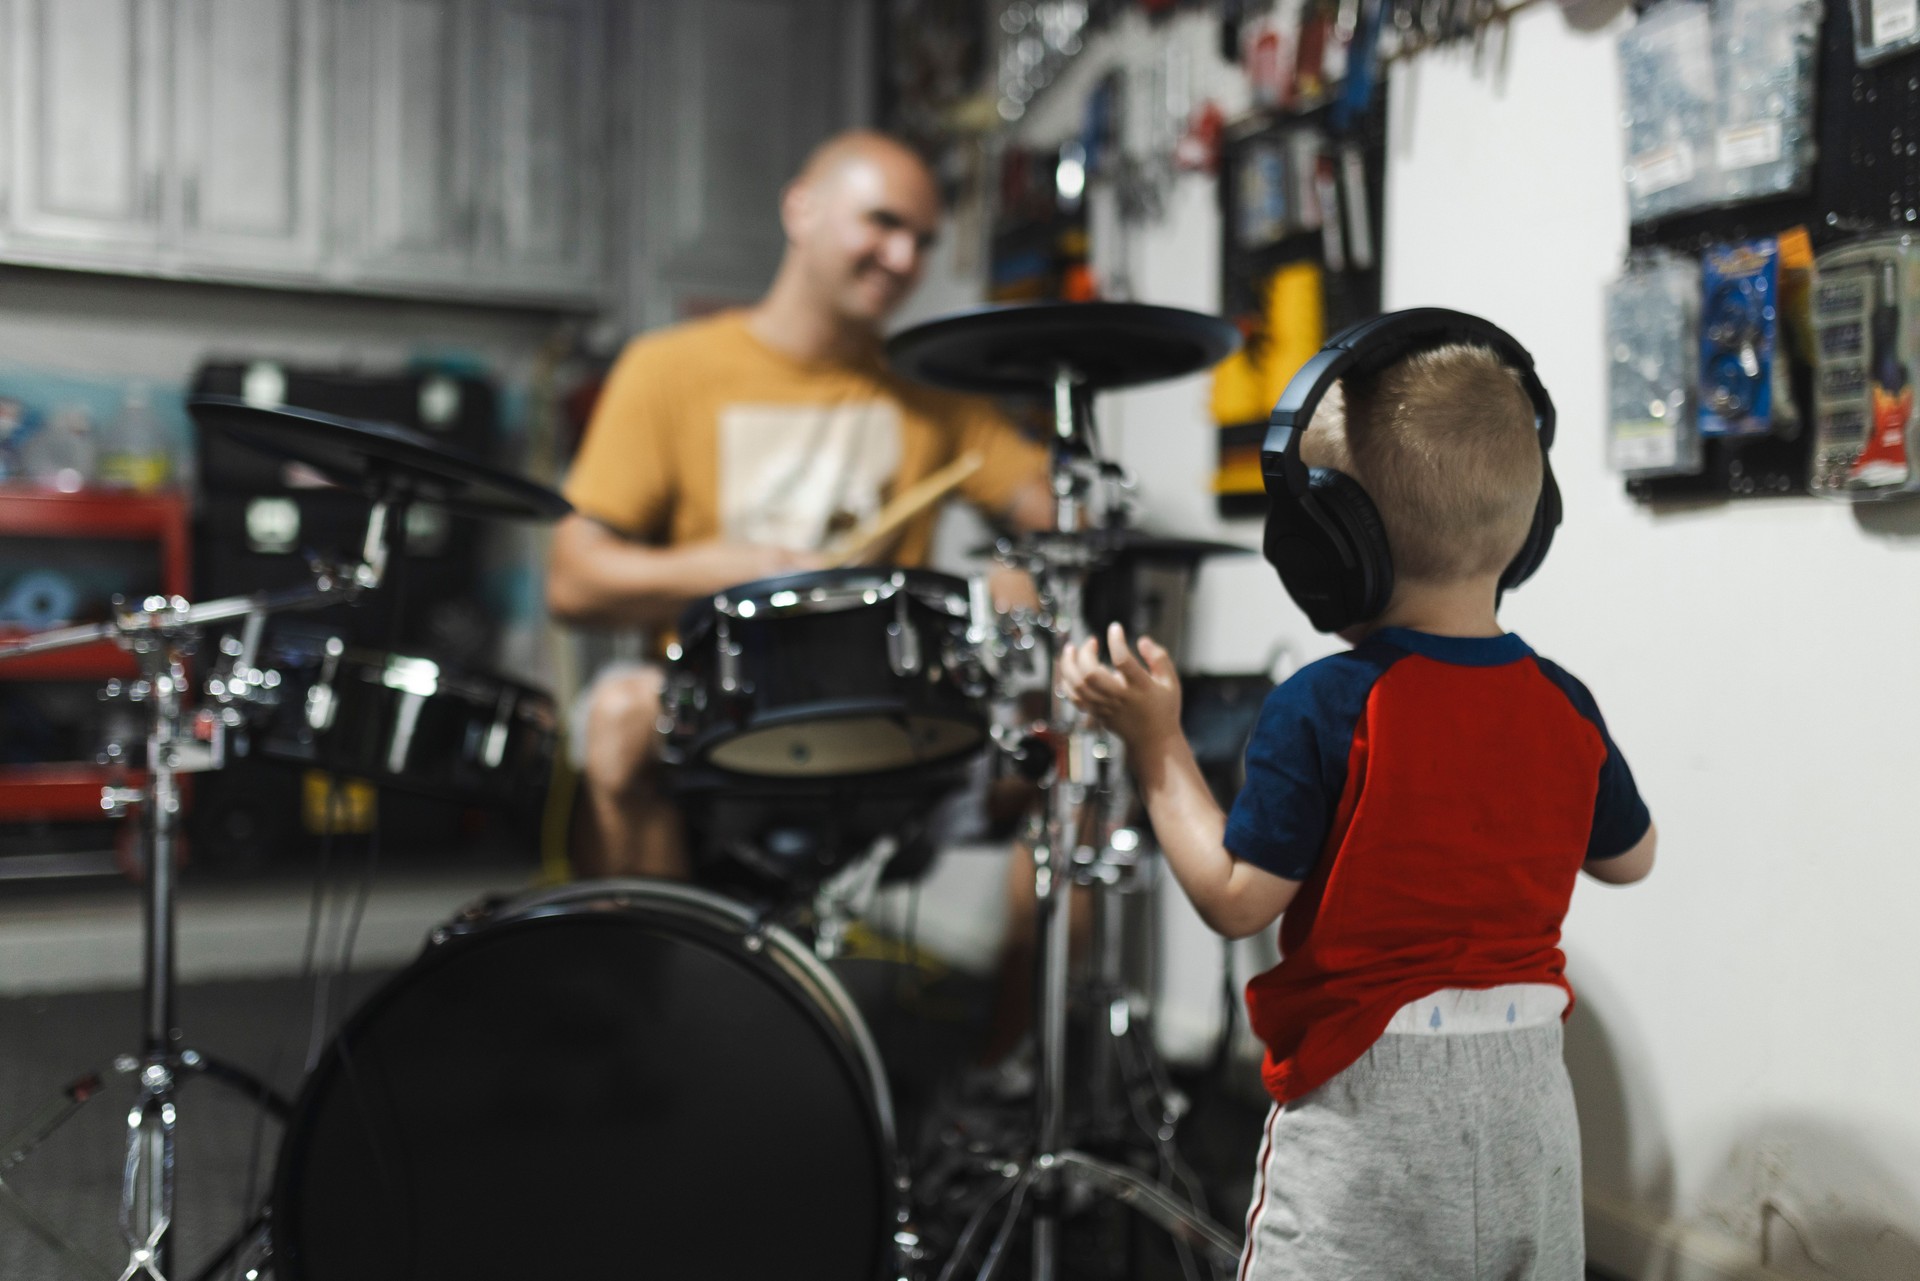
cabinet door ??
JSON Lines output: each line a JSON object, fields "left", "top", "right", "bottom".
{"left": 173, "top": 0, "right": 326, "bottom": 273}
{"left": 627, "top": 0, "right": 856, "bottom": 328}
{"left": 331, "top": 0, "right": 478, "bottom": 288}
{"left": 3, "top": 0, "right": 169, "bottom": 257}
{"left": 473, "top": 0, "right": 606, "bottom": 300}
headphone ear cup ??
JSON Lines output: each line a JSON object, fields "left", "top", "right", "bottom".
{"left": 1501, "top": 454, "right": 1561, "bottom": 591}
{"left": 1309, "top": 469, "right": 1395, "bottom": 625}
{"left": 1262, "top": 467, "right": 1393, "bottom": 633}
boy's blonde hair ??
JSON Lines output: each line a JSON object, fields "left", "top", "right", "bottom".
{"left": 1301, "top": 343, "right": 1542, "bottom": 585}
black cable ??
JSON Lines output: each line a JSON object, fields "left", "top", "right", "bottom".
{"left": 225, "top": 1040, "right": 281, "bottom": 1281}
{"left": 332, "top": 820, "right": 382, "bottom": 1020}
{"left": 303, "top": 833, "right": 354, "bottom": 1073}
{"left": 1208, "top": 937, "right": 1238, "bottom": 1084}
{"left": 903, "top": 882, "right": 922, "bottom": 997}
{"left": 298, "top": 777, "right": 342, "bottom": 1072}
{"left": 224, "top": 767, "right": 342, "bottom": 1278}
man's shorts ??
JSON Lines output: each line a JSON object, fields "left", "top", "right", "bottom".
{"left": 1239, "top": 1023, "right": 1582, "bottom": 1281}
{"left": 566, "top": 661, "right": 655, "bottom": 770}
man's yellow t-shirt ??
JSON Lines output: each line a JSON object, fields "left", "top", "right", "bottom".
{"left": 564, "top": 311, "right": 1048, "bottom": 566}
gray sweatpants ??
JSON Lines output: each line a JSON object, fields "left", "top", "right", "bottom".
{"left": 1239, "top": 1024, "right": 1582, "bottom": 1281}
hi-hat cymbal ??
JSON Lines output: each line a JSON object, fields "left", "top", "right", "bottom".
{"left": 188, "top": 396, "right": 571, "bottom": 522}
{"left": 888, "top": 302, "right": 1240, "bottom": 395}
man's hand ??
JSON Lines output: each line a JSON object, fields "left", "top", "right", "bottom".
{"left": 1058, "top": 623, "right": 1183, "bottom": 750}
{"left": 696, "top": 540, "right": 828, "bottom": 587}
{"left": 546, "top": 515, "right": 830, "bottom": 627}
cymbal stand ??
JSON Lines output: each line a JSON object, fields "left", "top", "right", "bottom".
{"left": 939, "top": 372, "right": 1240, "bottom": 1281}
{"left": 0, "top": 506, "right": 392, "bottom": 1281}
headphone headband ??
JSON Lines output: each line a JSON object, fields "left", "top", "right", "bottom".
{"left": 1258, "top": 307, "right": 1562, "bottom": 633}
{"left": 1263, "top": 308, "right": 1556, "bottom": 494}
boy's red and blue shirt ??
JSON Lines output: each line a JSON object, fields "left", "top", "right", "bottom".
{"left": 1224, "top": 627, "right": 1650, "bottom": 1105}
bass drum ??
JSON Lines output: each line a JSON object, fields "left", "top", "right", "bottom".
{"left": 272, "top": 881, "right": 903, "bottom": 1281}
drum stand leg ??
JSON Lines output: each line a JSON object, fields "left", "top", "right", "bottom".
{"left": 933, "top": 369, "right": 1241, "bottom": 1280}
{"left": 0, "top": 627, "right": 291, "bottom": 1281}
{"left": 0, "top": 1052, "right": 289, "bottom": 1281}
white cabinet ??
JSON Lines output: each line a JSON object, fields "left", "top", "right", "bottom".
{"left": 626, "top": 0, "right": 865, "bottom": 328}
{"left": 173, "top": 0, "right": 327, "bottom": 273}
{"left": 3, "top": 0, "right": 170, "bottom": 259}
{"left": 0, "top": 0, "right": 613, "bottom": 307}
{"left": 331, "top": 0, "right": 609, "bottom": 303}
{"left": 474, "top": 0, "right": 606, "bottom": 297}
{"left": 331, "top": 0, "right": 479, "bottom": 288}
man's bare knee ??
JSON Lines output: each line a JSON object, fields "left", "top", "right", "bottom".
{"left": 584, "top": 669, "right": 665, "bottom": 793}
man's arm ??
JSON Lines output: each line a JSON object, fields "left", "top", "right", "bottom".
{"left": 1584, "top": 821, "right": 1657, "bottom": 884}
{"left": 545, "top": 515, "right": 821, "bottom": 628}
{"left": 1003, "top": 477, "right": 1056, "bottom": 534}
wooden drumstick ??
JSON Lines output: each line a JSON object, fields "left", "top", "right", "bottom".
{"left": 824, "top": 452, "right": 984, "bottom": 568}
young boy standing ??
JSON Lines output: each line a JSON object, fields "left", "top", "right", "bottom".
{"left": 1060, "top": 339, "right": 1655, "bottom": 1280}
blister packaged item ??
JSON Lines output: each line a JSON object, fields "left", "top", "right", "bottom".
{"left": 1619, "top": 0, "right": 1719, "bottom": 223}
{"left": 1235, "top": 137, "right": 1290, "bottom": 247}
{"left": 1699, "top": 238, "right": 1782, "bottom": 437}
{"left": 1760, "top": 226, "right": 1813, "bottom": 441}
{"left": 1712, "top": 0, "right": 1819, "bottom": 205}
{"left": 1810, "top": 235, "right": 1920, "bottom": 500}
{"left": 1851, "top": 0, "right": 1920, "bottom": 66}
{"left": 1607, "top": 253, "right": 1705, "bottom": 478}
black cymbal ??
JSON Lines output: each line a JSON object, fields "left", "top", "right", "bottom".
{"left": 973, "top": 528, "right": 1253, "bottom": 563}
{"left": 187, "top": 396, "right": 571, "bottom": 522}
{"left": 887, "top": 302, "right": 1241, "bottom": 395}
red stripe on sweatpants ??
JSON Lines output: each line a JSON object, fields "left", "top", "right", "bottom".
{"left": 1238, "top": 1103, "right": 1280, "bottom": 1281}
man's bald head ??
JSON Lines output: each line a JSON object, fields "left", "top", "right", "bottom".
{"left": 777, "top": 130, "right": 943, "bottom": 329}
{"left": 793, "top": 130, "right": 935, "bottom": 191}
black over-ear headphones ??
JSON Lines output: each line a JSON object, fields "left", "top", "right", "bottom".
{"left": 1260, "top": 308, "right": 1561, "bottom": 634}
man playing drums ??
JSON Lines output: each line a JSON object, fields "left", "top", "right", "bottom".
{"left": 546, "top": 130, "right": 1053, "bottom": 878}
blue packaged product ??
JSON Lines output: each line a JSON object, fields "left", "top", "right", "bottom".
{"left": 1699, "top": 238, "right": 1779, "bottom": 437}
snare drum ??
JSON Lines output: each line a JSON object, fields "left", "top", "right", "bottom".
{"left": 662, "top": 568, "right": 990, "bottom": 780}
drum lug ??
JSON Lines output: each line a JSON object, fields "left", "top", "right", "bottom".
{"left": 304, "top": 636, "right": 344, "bottom": 732}
{"left": 886, "top": 589, "right": 921, "bottom": 677}
{"left": 657, "top": 670, "right": 701, "bottom": 756}
{"left": 716, "top": 615, "right": 744, "bottom": 694}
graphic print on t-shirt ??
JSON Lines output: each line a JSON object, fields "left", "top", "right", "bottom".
{"left": 717, "top": 401, "right": 904, "bottom": 552}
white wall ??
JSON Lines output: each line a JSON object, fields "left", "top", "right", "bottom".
{"left": 1384, "top": 8, "right": 1920, "bottom": 1279}
{"left": 914, "top": 5, "right": 1920, "bottom": 1279}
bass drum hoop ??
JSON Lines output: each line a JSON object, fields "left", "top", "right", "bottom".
{"left": 269, "top": 879, "right": 900, "bottom": 1280}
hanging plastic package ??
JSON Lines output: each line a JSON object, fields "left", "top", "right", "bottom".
{"left": 1619, "top": 0, "right": 1719, "bottom": 223}
{"left": 1699, "top": 238, "right": 1785, "bottom": 438}
{"left": 1851, "top": 0, "right": 1920, "bottom": 66}
{"left": 1607, "top": 252, "right": 1706, "bottom": 478}
{"left": 1810, "top": 235, "right": 1920, "bottom": 500}
{"left": 1710, "top": 0, "right": 1819, "bottom": 205}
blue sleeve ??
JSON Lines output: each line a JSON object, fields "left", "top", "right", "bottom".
{"left": 1222, "top": 649, "right": 1391, "bottom": 881}
{"left": 1532, "top": 658, "right": 1653, "bottom": 861}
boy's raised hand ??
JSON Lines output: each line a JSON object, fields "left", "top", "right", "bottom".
{"left": 1058, "top": 622, "right": 1183, "bottom": 750}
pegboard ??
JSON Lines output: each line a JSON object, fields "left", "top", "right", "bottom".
{"left": 1215, "top": 106, "right": 1389, "bottom": 518}
{"left": 1626, "top": 0, "right": 1920, "bottom": 501}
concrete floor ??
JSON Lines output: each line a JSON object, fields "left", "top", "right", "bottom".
{"left": 0, "top": 899, "right": 1267, "bottom": 1281}
{"left": 0, "top": 870, "right": 1615, "bottom": 1281}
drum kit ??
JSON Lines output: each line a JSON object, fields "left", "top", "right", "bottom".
{"left": 0, "top": 301, "right": 1250, "bottom": 1281}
